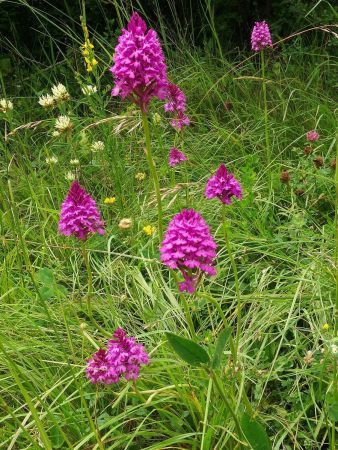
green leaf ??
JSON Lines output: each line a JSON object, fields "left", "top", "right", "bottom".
{"left": 241, "top": 413, "right": 271, "bottom": 450}
{"left": 37, "top": 268, "right": 54, "bottom": 286}
{"left": 49, "top": 425, "right": 65, "bottom": 449}
{"left": 39, "top": 286, "right": 55, "bottom": 301}
{"left": 328, "top": 403, "right": 338, "bottom": 421}
{"left": 211, "top": 327, "right": 232, "bottom": 369}
{"left": 166, "top": 332, "right": 210, "bottom": 366}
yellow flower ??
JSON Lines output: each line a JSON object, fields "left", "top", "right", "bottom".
{"left": 82, "top": 48, "right": 89, "bottom": 56}
{"left": 143, "top": 225, "right": 156, "bottom": 236}
{"left": 86, "top": 64, "right": 93, "bottom": 72}
{"left": 104, "top": 197, "right": 116, "bottom": 205}
{"left": 91, "top": 58, "right": 98, "bottom": 66}
{"left": 322, "top": 323, "right": 330, "bottom": 331}
{"left": 135, "top": 172, "right": 146, "bottom": 181}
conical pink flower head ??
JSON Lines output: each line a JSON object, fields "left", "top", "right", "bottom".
{"left": 110, "top": 12, "right": 168, "bottom": 112}
{"left": 164, "top": 83, "right": 190, "bottom": 130}
{"left": 59, "top": 181, "right": 105, "bottom": 240}
{"left": 86, "top": 328, "right": 149, "bottom": 384}
{"left": 169, "top": 147, "right": 187, "bottom": 167}
{"left": 251, "top": 21, "right": 272, "bottom": 52}
{"left": 205, "top": 164, "right": 242, "bottom": 205}
{"left": 160, "top": 209, "right": 217, "bottom": 293}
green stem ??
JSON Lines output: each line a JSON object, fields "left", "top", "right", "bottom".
{"left": 222, "top": 205, "right": 241, "bottom": 364}
{"left": 141, "top": 112, "right": 164, "bottom": 241}
{"left": 81, "top": 242, "right": 93, "bottom": 317}
{"left": 261, "top": 50, "right": 270, "bottom": 168}
{"left": 333, "top": 131, "right": 338, "bottom": 450}
{"left": 172, "top": 271, "right": 197, "bottom": 341}
{"left": 208, "top": 369, "right": 243, "bottom": 442}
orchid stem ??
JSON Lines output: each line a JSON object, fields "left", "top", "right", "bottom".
{"left": 141, "top": 112, "right": 164, "bottom": 241}
{"left": 222, "top": 205, "right": 241, "bottom": 365}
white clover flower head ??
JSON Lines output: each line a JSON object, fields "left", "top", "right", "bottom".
{"left": 46, "top": 156, "right": 58, "bottom": 164}
{"left": 81, "top": 84, "right": 97, "bottom": 96}
{"left": 52, "top": 130, "right": 60, "bottom": 137}
{"left": 39, "top": 94, "right": 54, "bottom": 108}
{"left": 331, "top": 344, "right": 338, "bottom": 355}
{"left": 91, "top": 140, "right": 104, "bottom": 152}
{"left": 0, "top": 98, "right": 13, "bottom": 113}
{"left": 70, "top": 158, "right": 80, "bottom": 165}
{"left": 119, "top": 218, "right": 133, "bottom": 230}
{"left": 65, "top": 171, "right": 76, "bottom": 181}
{"left": 55, "top": 115, "right": 73, "bottom": 132}
{"left": 51, "top": 83, "right": 70, "bottom": 102}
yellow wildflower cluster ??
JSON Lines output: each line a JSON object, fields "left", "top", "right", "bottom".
{"left": 143, "top": 225, "right": 156, "bottom": 236}
{"left": 104, "top": 197, "right": 116, "bottom": 205}
{"left": 80, "top": 17, "right": 98, "bottom": 73}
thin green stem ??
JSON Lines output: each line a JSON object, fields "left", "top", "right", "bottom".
{"left": 222, "top": 205, "right": 241, "bottom": 364}
{"left": 208, "top": 368, "right": 243, "bottom": 442}
{"left": 81, "top": 242, "right": 93, "bottom": 317}
{"left": 261, "top": 50, "right": 270, "bottom": 168}
{"left": 333, "top": 131, "right": 338, "bottom": 450}
{"left": 141, "top": 112, "right": 164, "bottom": 241}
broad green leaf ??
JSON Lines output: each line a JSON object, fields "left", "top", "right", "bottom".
{"left": 37, "top": 268, "right": 54, "bottom": 286}
{"left": 166, "top": 332, "right": 210, "bottom": 366}
{"left": 211, "top": 327, "right": 232, "bottom": 369}
{"left": 241, "top": 413, "right": 271, "bottom": 450}
{"left": 328, "top": 403, "right": 338, "bottom": 421}
{"left": 49, "top": 425, "right": 65, "bottom": 449}
{"left": 39, "top": 286, "right": 55, "bottom": 301}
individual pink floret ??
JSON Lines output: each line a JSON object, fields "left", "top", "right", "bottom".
{"left": 205, "top": 164, "right": 242, "bottom": 205}
{"left": 160, "top": 209, "right": 217, "bottom": 294}
{"left": 59, "top": 181, "right": 105, "bottom": 240}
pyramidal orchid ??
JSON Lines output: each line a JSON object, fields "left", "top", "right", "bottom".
{"left": 205, "top": 164, "right": 242, "bottom": 205}
{"left": 160, "top": 209, "right": 217, "bottom": 294}
{"left": 59, "top": 181, "right": 105, "bottom": 240}
{"left": 86, "top": 328, "right": 149, "bottom": 384}
{"left": 110, "top": 12, "right": 168, "bottom": 112}
{"left": 251, "top": 21, "right": 272, "bottom": 52}
{"left": 169, "top": 147, "right": 188, "bottom": 167}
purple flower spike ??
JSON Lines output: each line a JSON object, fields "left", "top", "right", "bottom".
{"left": 205, "top": 164, "right": 242, "bottom": 205}
{"left": 110, "top": 12, "right": 168, "bottom": 112}
{"left": 251, "top": 21, "right": 272, "bottom": 52}
{"left": 160, "top": 209, "right": 217, "bottom": 294}
{"left": 86, "top": 328, "right": 149, "bottom": 384}
{"left": 169, "top": 147, "right": 188, "bottom": 167}
{"left": 306, "top": 130, "right": 319, "bottom": 142}
{"left": 164, "top": 83, "right": 190, "bottom": 130}
{"left": 59, "top": 181, "right": 105, "bottom": 240}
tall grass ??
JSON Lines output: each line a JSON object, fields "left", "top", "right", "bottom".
{"left": 0, "top": 0, "right": 337, "bottom": 448}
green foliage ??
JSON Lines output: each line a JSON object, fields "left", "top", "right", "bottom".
{"left": 166, "top": 332, "right": 210, "bottom": 366}
{"left": 240, "top": 413, "right": 272, "bottom": 450}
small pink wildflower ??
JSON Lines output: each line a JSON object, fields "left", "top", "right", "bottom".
{"left": 251, "top": 21, "right": 272, "bottom": 52}
{"left": 164, "top": 83, "right": 190, "bottom": 130}
{"left": 160, "top": 209, "right": 217, "bottom": 294}
{"left": 59, "top": 181, "right": 105, "bottom": 240}
{"left": 205, "top": 164, "right": 242, "bottom": 205}
{"left": 169, "top": 147, "right": 188, "bottom": 167}
{"left": 110, "top": 12, "right": 168, "bottom": 112}
{"left": 86, "top": 328, "right": 149, "bottom": 384}
{"left": 306, "top": 130, "right": 319, "bottom": 142}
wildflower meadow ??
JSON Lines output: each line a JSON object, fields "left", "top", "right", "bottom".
{"left": 0, "top": 1, "right": 337, "bottom": 449}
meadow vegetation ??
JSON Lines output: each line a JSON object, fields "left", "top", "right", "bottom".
{"left": 0, "top": 1, "right": 337, "bottom": 449}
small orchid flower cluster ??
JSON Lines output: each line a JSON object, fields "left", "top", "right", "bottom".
{"left": 86, "top": 328, "right": 149, "bottom": 384}
{"left": 251, "top": 21, "right": 272, "bottom": 52}
{"left": 110, "top": 12, "right": 189, "bottom": 167}
{"left": 160, "top": 165, "right": 242, "bottom": 293}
